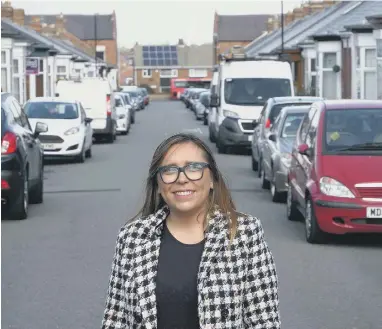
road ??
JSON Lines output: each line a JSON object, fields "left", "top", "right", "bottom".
{"left": 2, "top": 100, "right": 382, "bottom": 329}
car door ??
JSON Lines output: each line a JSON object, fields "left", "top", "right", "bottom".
{"left": 9, "top": 97, "right": 41, "bottom": 181}
{"left": 263, "top": 115, "right": 280, "bottom": 179}
{"left": 293, "top": 107, "right": 318, "bottom": 207}
{"left": 253, "top": 102, "right": 268, "bottom": 162}
{"left": 79, "top": 102, "right": 92, "bottom": 149}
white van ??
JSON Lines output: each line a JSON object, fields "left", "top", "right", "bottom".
{"left": 56, "top": 77, "right": 117, "bottom": 142}
{"left": 209, "top": 55, "right": 294, "bottom": 154}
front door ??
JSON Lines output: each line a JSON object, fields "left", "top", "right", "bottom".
{"left": 160, "top": 77, "right": 171, "bottom": 93}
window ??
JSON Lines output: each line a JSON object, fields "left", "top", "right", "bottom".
{"left": 355, "top": 47, "right": 377, "bottom": 100}
{"left": 189, "top": 69, "right": 207, "bottom": 78}
{"left": 39, "top": 59, "right": 44, "bottom": 72}
{"left": 9, "top": 98, "right": 23, "bottom": 125}
{"left": 280, "top": 113, "right": 305, "bottom": 138}
{"left": 1, "top": 68, "right": 8, "bottom": 92}
{"left": 12, "top": 77, "right": 20, "bottom": 102}
{"left": 321, "top": 52, "right": 338, "bottom": 99}
{"left": 96, "top": 51, "right": 104, "bottom": 61}
{"left": 310, "top": 58, "right": 316, "bottom": 72}
{"left": 160, "top": 69, "right": 177, "bottom": 78}
{"left": 305, "top": 110, "right": 320, "bottom": 149}
{"left": 224, "top": 78, "right": 292, "bottom": 106}
{"left": 57, "top": 65, "right": 67, "bottom": 80}
{"left": 323, "top": 52, "right": 336, "bottom": 68}
{"left": 142, "top": 69, "right": 152, "bottom": 78}
{"left": 365, "top": 49, "right": 376, "bottom": 68}
{"left": 1, "top": 51, "right": 6, "bottom": 64}
{"left": 13, "top": 59, "right": 19, "bottom": 74}
{"left": 299, "top": 107, "right": 316, "bottom": 142}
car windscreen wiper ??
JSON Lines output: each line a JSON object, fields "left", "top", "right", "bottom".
{"left": 335, "top": 142, "right": 382, "bottom": 151}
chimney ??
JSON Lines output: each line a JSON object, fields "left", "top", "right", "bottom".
{"left": 13, "top": 8, "right": 25, "bottom": 26}
{"left": 55, "top": 13, "right": 65, "bottom": 35}
{"left": 29, "top": 16, "right": 42, "bottom": 33}
{"left": 178, "top": 38, "right": 185, "bottom": 46}
{"left": 1, "top": 1, "right": 13, "bottom": 19}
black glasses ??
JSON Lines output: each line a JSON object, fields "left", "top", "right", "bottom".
{"left": 156, "top": 162, "right": 210, "bottom": 184}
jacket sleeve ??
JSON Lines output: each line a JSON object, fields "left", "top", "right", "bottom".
{"left": 243, "top": 217, "right": 281, "bottom": 329}
{"left": 101, "top": 229, "right": 127, "bottom": 329}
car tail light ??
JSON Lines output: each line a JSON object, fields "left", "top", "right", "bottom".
{"left": 1, "top": 132, "right": 17, "bottom": 155}
{"left": 265, "top": 118, "right": 271, "bottom": 129}
{"left": 1, "top": 179, "right": 10, "bottom": 189}
{"left": 106, "top": 94, "right": 111, "bottom": 116}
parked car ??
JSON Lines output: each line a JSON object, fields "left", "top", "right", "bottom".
{"left": 194, "top": 91, "right": 210, "bottom": 123}
{"left": 260, "top": 105, "right": 310, "bottom": 202}
{"left": 125, "top": 90, "right": 144, "bottom": 111}
{"left": 251, "top": 96, "right": 323, "bottom": 175}
{"left": 24, "top": 97, "right": 93, "bottom": 162}
{"left": 119, "top": 92, "right": 135, "bottom": 124}
{"left": 56, "top": 77, "right": 117, "bottom": 143}
{"left": 139, "top": 87, "right": 150, "bottom": 106}
{"left": 287, "top": 100, "right": 382, "bottom": 243}
{"left": 190, "top": 88, "right": 207, "bottom": 112}
{"left": 1, "top": 92, "right": 48, "bottom": 220}
{"left": 114, "top": 93, "right": 131, "bottom": 135}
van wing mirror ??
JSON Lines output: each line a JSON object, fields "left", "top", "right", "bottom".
{"left": 210, "top": 94, "right": 219, "bottom": 107}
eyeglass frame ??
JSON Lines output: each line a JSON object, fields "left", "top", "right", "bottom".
{"left": 154, "top": 162, "right": 210, "bottom": 184}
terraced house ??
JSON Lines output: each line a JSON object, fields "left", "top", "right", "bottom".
{"left": 245, "top": 0, "right": 382, "bottom": 100}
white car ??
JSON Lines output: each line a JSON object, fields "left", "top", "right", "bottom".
{"left": 24, "top": 97, "right": 93, "bottom": 163}
{"left": 114, "top": 93, "right": 131, "bottom": 135}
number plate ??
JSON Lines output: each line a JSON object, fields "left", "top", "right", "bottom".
{"left": 366, "top": 207, "right": 382, "bottom": 218}
{"left": 248, "top": 135, "right": 253, "bottom": 142}
{"left": 42, "top": 143, "right": 56, "bottom": 150}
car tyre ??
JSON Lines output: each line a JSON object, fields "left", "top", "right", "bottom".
{"left": 85, "top": 147, "right": 92, "bottom": 158}
{"left": 260, "top": 163, "right": 270, "bottom": 189}
{"left": 76, "top": 144, "right": 86, "bottom": 163}
{"left": 305, "top": 197, "right": 326, "bottom": 244}
{"left": 251, "top": 156, "right": 258, "bottom": 171}
{"left": 286, "top": 184, "right": 300, "bottom": 221}
{"left": 29, "top": 163, "right": 43, "bottom": 204}
{"left": 9, "top": 170, "right": 28, "bottom": 220}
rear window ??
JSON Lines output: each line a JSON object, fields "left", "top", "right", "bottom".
{"left": 269, "top": 103, "right": 312, "bottom": 124}
{"left": 24, "top": 102, "right": 79, "bottom": 119}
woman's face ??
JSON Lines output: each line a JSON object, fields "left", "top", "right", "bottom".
{"left": 157, "top": 142, "right": 213, "bottom": 216}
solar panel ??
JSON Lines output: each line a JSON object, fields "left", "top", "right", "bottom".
{"left": 142, "top": 45, "right": 178, "bottom": 67}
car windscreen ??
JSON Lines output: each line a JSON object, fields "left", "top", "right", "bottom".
{"left": 24, "top": 102, "right": 79, "bottom": 119}
{"left": 280, "top": 113, "right": 305, "bottom": 138}
{"left": 122, "top": 94, "right": 130, "bottom": 105}
{"left": 269, "top": 103, "right": 312, "bottom": 124}
{"left": 127, "top": 91, "right": 138, "bottom": 98}
{"left": 324, "top": 108, "right": 382, "bottom": 153}
{"left": 224, "top": 78, "right": 292, "bottom": 106}
{"left": 115, "top": 97, "right": 124, "bottom": 107}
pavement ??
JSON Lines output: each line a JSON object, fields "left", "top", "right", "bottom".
{"left": 2, "top": 100, "right": 382, "bottom": 329}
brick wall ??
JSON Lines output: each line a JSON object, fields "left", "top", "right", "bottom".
{"left": 84, "top": 39, "right": 118, "bottom": 66}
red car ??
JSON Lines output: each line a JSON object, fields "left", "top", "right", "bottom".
{"left": 287, "top": 100, "right": 382, "bottom": 243}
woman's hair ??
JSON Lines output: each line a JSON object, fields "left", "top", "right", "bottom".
{"left": 133, "top": 133, "right": 238, "bottom": 240}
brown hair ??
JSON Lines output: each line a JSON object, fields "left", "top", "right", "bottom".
{"left": 132, "top": 133, "right": 238, "bottom": 240}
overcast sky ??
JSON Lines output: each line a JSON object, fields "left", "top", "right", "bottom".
{"left": 12, "top": 0, "right": 304, "bottom": 47}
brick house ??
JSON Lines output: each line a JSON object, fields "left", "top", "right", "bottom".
{"left": 134, "top": 40, "right": 213, "bottom": 94}
{"left": 213, "top": 13, "right": 271, "bottom": 65}
{"left": 25, "top": 13, "right": 118, "bottom": 68}
{"left": 119, "top": 47, "right": 134, "bottom": 85}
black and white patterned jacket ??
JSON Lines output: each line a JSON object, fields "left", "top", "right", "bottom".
{"left": 101, "top": 206, "right": 281, "bottom": 329}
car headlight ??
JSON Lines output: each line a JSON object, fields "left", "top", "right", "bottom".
{"left": 223, "top": 110, "right": 239, "bottom": 119}
{"left": 319, "top": 177, "right": 355, "bottom": 198}
{"left": 64, "top": 127, "right": 80, "bottom": 135}
{"left": 280, "top": 152, "right": 291, "bottom": 167}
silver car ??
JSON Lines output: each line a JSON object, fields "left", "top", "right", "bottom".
{"left": 195, "top": 91, "right": 210, "bottom": 122}
{"left": 260, "top": 106, "right": 310, "bottom": 203}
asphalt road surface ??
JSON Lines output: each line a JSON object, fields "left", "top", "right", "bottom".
{"left": 2, "top": 101, "right": 382, "bottom": 329}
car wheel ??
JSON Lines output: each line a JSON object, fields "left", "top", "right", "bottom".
{"left": 9, "top": 171, "right": 28, "bottom": 220}
{"left": 305, "top": 197, "right": 326, "bottom": 244}
{"left": 270, "top": 176, "right": 286, "bottom": 203}
{"left": 209, "top": 127, "right": 216, "bottom": 143}
{"left": 217, "top": 139, "right": 227, "bottom": 154}
{"left": 76, "top": 144, "right": 86, "bottom": 163}
{"left": 85, "top": 146, "right": 92, "bottom": 158}
{"left": 286, "top": 184, "right": 300, "bottom": 221}
{"left": 251, "top": 156, "right": 258, "bottom": 171}
{"left": 260, "top": 163, "right": 270, "bottom": 189}
{"left": 29, "top": 163, "right": 43, "bottom": 204}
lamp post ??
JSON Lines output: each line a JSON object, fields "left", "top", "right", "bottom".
{"left": 94, "top": 13, "right": 98, "bottom": 77}
{"left": 281, "top": 1, "right": 284, "bottom": 54}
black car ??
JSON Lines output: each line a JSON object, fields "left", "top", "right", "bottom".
{"left": 1, "top": 93, "right": 48, "bottom": 220}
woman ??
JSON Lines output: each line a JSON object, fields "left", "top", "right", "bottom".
{"left": 101, "top": 133, "right": 280, "bottom": 329}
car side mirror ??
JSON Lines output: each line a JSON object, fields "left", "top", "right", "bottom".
{"left": 298, "top": 143, "right": 311, "bottom": 156}
{"left": 210, "top": 94, "right": 219, "bottom": 107}
{"left": 84, "top": 117, "right": 93, "bottom": 124}
{"left": 252, "top": 119, "right": 259, "bottom": 128}
{"left": 34, "top": 122, "right": 48, "bottom": 137}
{"left": 268, "top": 133, "right": 277, "bottom": 142}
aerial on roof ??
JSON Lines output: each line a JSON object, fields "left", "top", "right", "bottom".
{"left": 216, "top": 14, "right": 271, "bottom": 42}
{"left": 25, "top": 14, "right": 114, "bottom": 40}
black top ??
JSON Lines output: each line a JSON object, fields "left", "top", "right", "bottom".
{"left": 156, "top": 223, "right": 205, "bottom": 329}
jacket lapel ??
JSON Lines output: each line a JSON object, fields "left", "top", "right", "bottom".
{"left": 197, "top": 208, "right": 230, "bottom": 288}
{"left": 134, "top": 207, "right": 169, "bottom": 329}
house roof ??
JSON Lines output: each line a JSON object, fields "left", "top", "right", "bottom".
{"left": 246, "top": 2, "right": 354, "bottom": 55}
{"left": 216, "top": 14, "right": 271, "bottom": 42}
{"left": 1, "top": 18, "right": 70, "bottom": 55}
{"left": 134, "top": 44, "right": 213, "bottom": 68}
{"left": 312, "top": 1, "right": 382, "bottom": 39}
{"left": 25, "top": 14, "right": 114, "bottom": 40}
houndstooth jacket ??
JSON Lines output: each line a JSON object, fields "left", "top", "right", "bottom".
{"left": 101, "top": 206, "right": 281, "bottom": 329}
